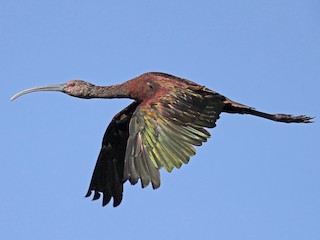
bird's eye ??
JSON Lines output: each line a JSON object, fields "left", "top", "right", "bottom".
{"left": 148, "top": 82, "right": 156, "bottom": 90}
{"left": 69, "top": 82, "right": 76, "bottom": 87}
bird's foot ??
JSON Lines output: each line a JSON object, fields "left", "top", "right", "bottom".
{"left": 274, "top": 114, "right": 314, "bottom": 123}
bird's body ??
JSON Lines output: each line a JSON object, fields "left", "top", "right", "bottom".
{"left": 11, "top": 72, "right": 313, "bottom": 207}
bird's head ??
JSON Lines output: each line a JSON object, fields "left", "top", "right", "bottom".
{"left": 62, "top": 80, "right": 96, "bottom": 98}
{"left": 11, "top": 80, "right": 95, "bottom": 101}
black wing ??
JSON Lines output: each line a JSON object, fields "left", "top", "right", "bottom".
{"left": 85, "top": 101, "right": 139, "bottom": 207}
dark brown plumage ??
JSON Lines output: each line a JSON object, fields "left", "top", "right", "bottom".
{"left": 11, "top": 72, "right": 313, "bottom": 207}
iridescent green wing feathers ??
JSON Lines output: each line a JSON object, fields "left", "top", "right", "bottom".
{"left": 123, "top": 86, "right": 225, "bottom": 189}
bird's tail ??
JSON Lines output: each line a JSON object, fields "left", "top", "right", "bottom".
{"left": 222, "top": 98, "right": 313, "bottom": 123}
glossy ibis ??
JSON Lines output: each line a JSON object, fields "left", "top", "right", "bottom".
{"left": 11, "top": 72, "right": 313, "bottom": 207}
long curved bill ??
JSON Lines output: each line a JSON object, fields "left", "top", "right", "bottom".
{"left": 11, "top": 84, "right": 66, "bottom": 101}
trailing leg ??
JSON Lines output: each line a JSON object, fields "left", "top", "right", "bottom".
{"left": 222, "top": 98, "right": 313, "bottom": 123}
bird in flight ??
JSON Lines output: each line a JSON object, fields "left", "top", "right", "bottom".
{"left": 11, "top": 72, "right": 313, "bottom": 207}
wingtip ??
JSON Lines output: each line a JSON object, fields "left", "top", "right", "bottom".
{"left": 301, "top": 115, "right": 315, "bottom": 123}
{"left": 92, "top": 191, "right": 101, "bottom": 200}
{"left": 102, "top": 193, "right": 112, "bottom": 207}
{"left": 112, "top": 198, "right": 122, "bottom": 207}
{"left": 85, "top": 190, "right": 92, "bottom": 198}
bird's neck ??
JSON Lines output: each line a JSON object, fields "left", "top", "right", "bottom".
{"left": 90, "top": 84, "right": 131, "bottom": 99}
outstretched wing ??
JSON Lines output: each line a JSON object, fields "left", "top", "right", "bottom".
{"left": 85, "top": 101, "right": 139, "bottom": 207}
{"left": 123, "top": 86, "right": 225, "bottom": 189}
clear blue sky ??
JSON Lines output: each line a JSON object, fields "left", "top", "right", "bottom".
{"left": 1, "top": 1, "right": 319, "bottom": 239}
